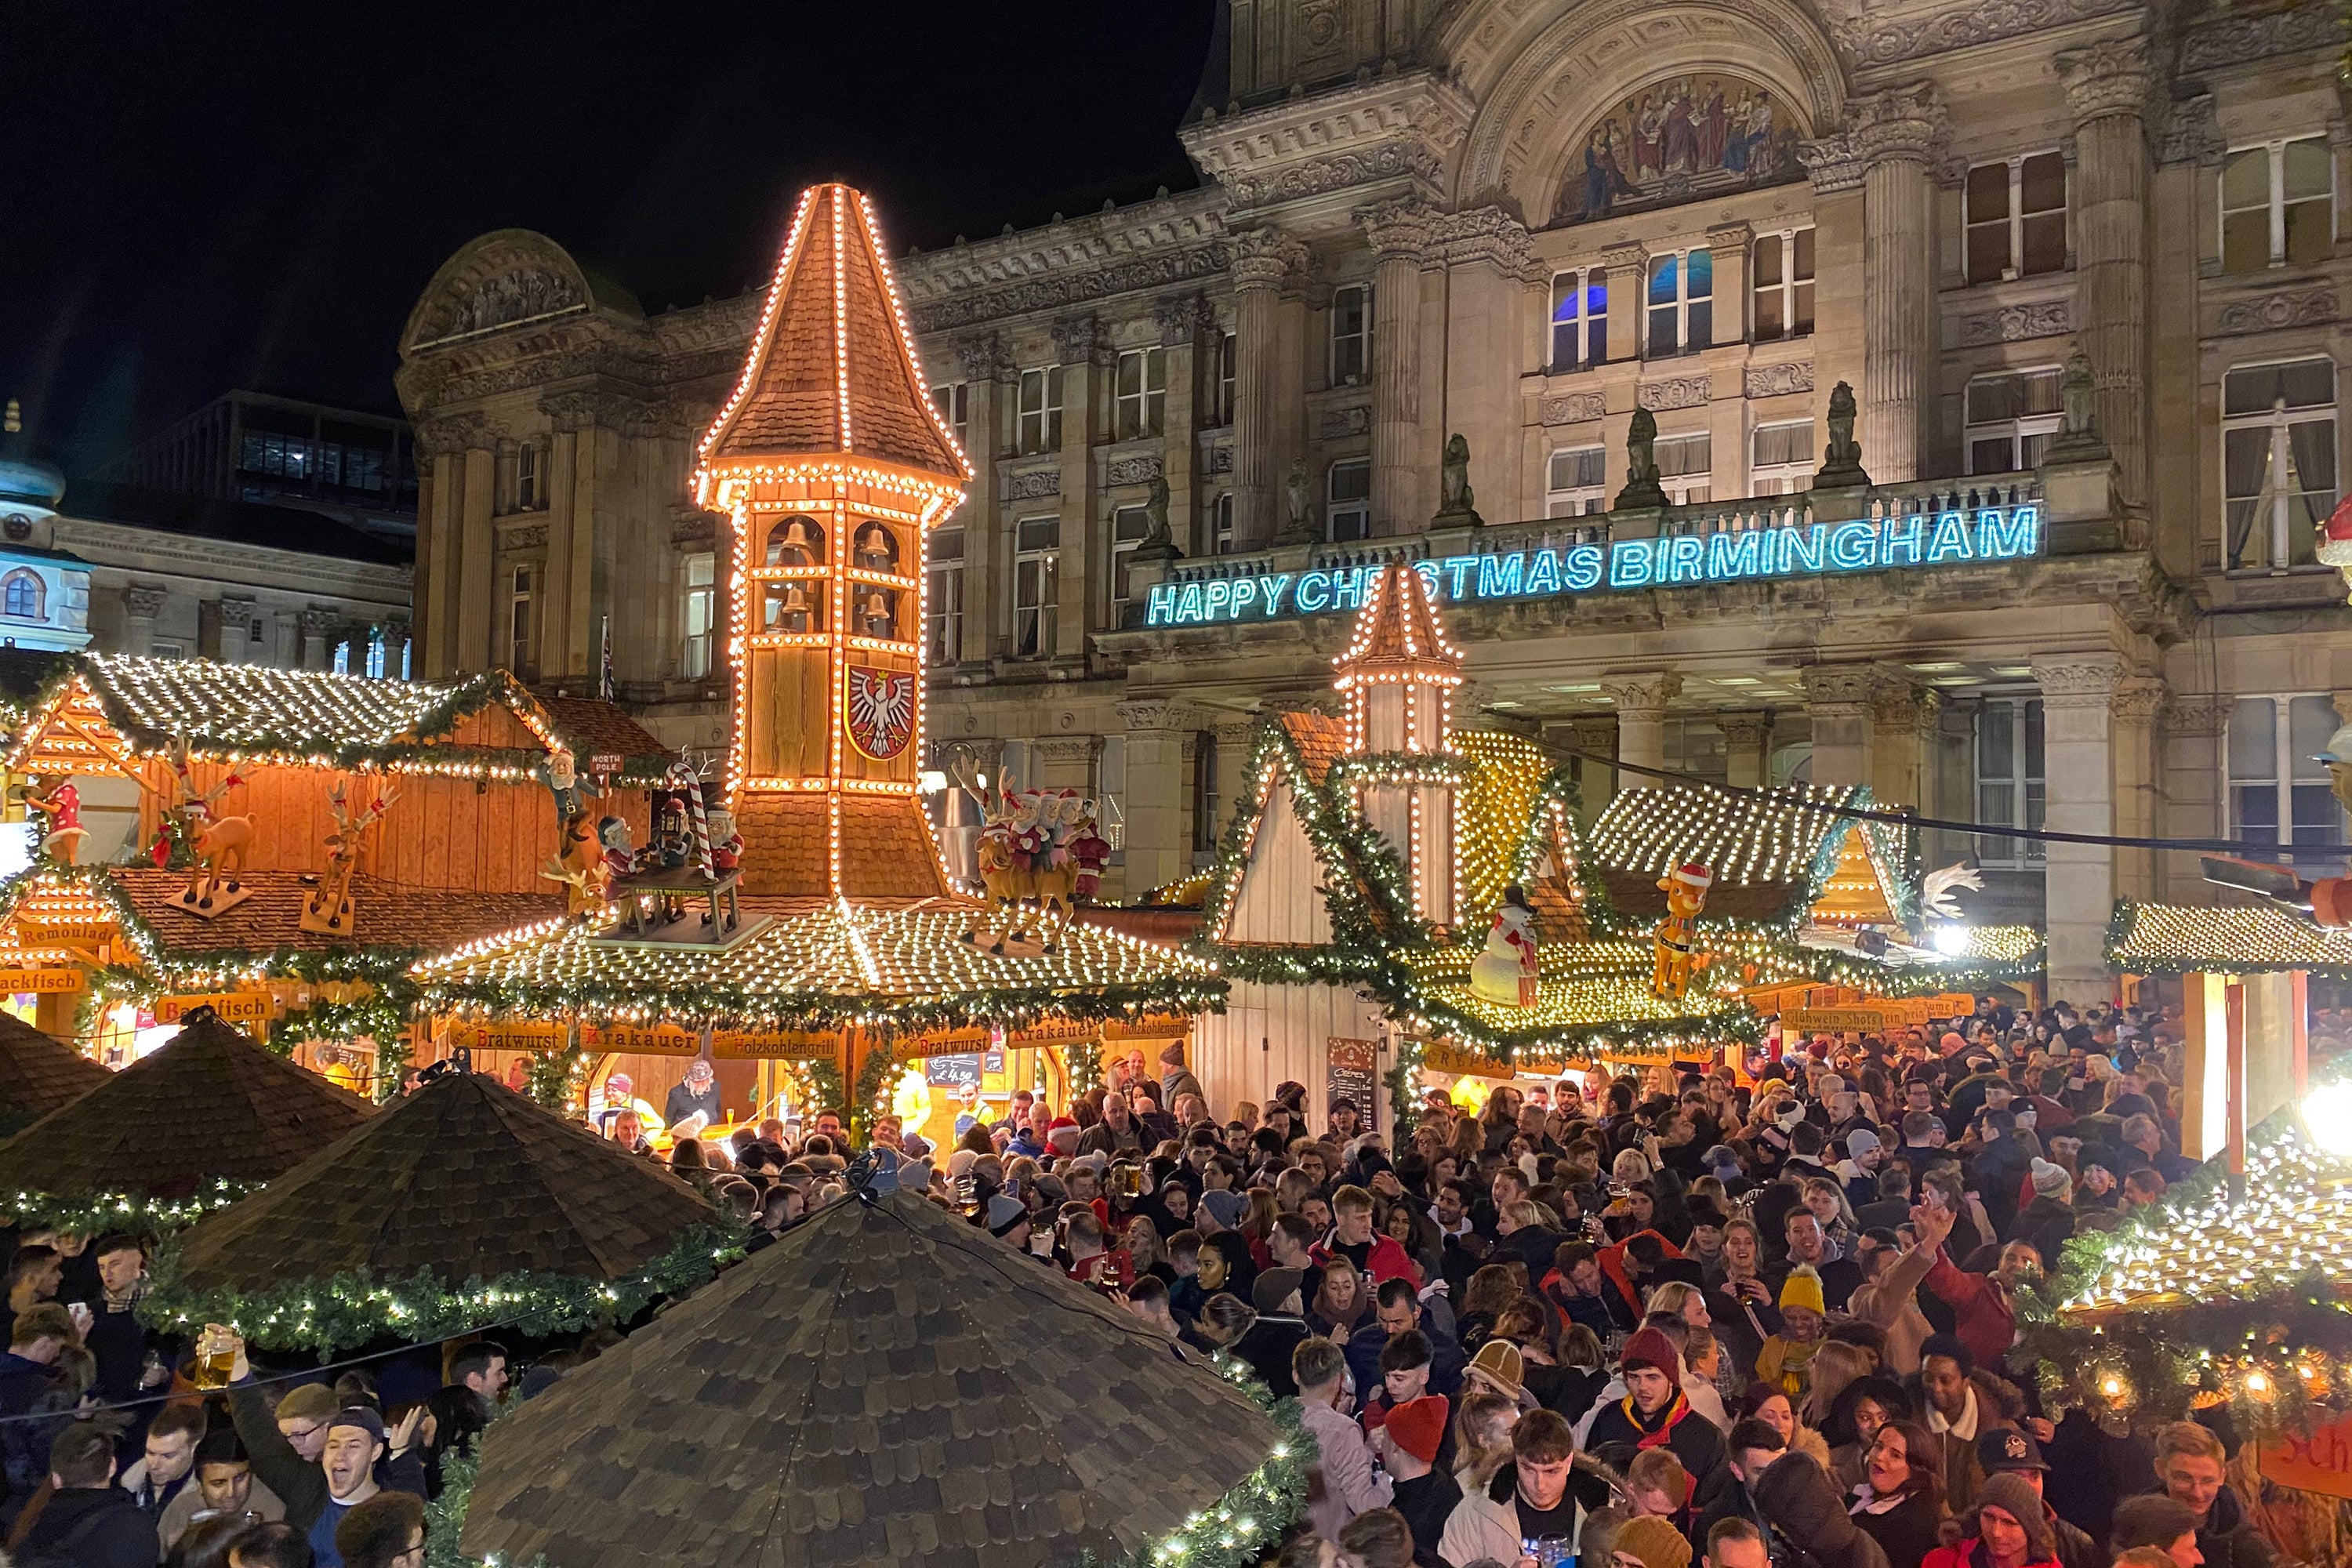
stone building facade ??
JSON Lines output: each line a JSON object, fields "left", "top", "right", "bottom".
{"left": 397, "top": 0, "right": 2352, "bottom": 998}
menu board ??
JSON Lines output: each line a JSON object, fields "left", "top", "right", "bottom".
{"left": 1326, "top": 1037, "right": 1378, "bottom": 1132}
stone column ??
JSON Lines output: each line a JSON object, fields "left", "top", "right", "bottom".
{"left": 383, "top": 619, "right": 412, "bottom": 681}
{"left": 2111, "top": 677, "right": 2165, "bottom": 901}
{"left": 1229, "top": 230, "right": 1306, "bottom": 548}
{"left": 1154, "top": 296, "right": 1211, "bottom": 562}
{"left": 2057, "top": 39, "right": 2154, "bottom": 505}
{"left": 1051, "top": 314, "right": 1109, "bottom": 661}
{"left": 1567, "top": 716, "right": 1620, "bottom": 822}
{"left": 1035, "top": 735, "right": 1101, "bottom": 793}
{"left": 1433, "top": 208, "right": 1534, "bottom": 523}
{"left": 1718, "top": 711, "right": 1775, "bottom": 788}
{"left": 1869, "top": 674, "right": 1940, "bottom": 809}
{"left": 1801, "top": 666, "right": 1878, "bottom": 787}
{"left": 298, "top": 608, "right": 339, "bottom": 672}
{"left": 216, "top": 599, "right": 256, "bottom": 666}
{"left": 1704, "top": 222, "right": 1752, "bottom": 350}
{"left": 1855, "top": 85, "right": 1941, "bottom": 484}
{"left": 2033, "top": 655, "right": 2124, "bottom": 1004}
{"left": 1359, "top": 201, "right": 1432, "bottom": 533}
{"left": 122, "top": 584, "right": 166, "bottom": 657}
{"left": 957, "top": 336, "right": 1014, "bottom": 663}
{"left": 1599, "top": 673, "right": 1682, "bottom": 786}
{"left": 1602, "top": 244, "right": 1647, "bottom": 363}
{"left": 456, "top": 441, "right": 497, "bottom": 672}
{"left": 1120, "top": 699, "right": 1203, "bottom": 897}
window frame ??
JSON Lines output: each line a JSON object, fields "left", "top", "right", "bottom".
{"left": 514, "top": 441, "right": 541, "bottom": 511}
{"left": 1208, "top": 492, "right": 1235, "bottom": 556}
{"left": 1963, "top": 151, "right": 2069, "bottom": 285}
{"left": 1973, "top": 694, "right": 2046, "bottom": 867}
{"left": 2222, "top": 355, "right": 2339, "bottom": 573}
{"left": 1115, "top": 348, "right": 1167, "bottom": 441}
{"left": 1653, "top": 431, "right": 1712, "bottom": 505}
{"left": 681, "top": 550, "right": 717, "bottom": 681}
{"left": 1545, "top": 445, "right": 1608, "bottom": 517}
{"left": 929, "top": 381, "right": 970, "bottom": 451}
{"left": 2227, "top": 693, "right": 2347, "bottom": 852}
{"left": 1011, "top": 515, "right": 1060, "bottom": 659}
{"left": 1964, "top": 366, "right": 2066, "bottom": 476}
{"left": 0, "top": 571, "right": 42, "bottom": 620}
{"left": 1548, "top": 267, "right": 1610, "bottom": 372}
{"left": 1643, "top": 248, "right": 1712, "bottom": 359}
{"left": 1327, "top": 458, "right": 1372, "bottom": 543}
{"left": 1329, "top": 284, "right": 1369, "bottom": 386}
{"left": 508, "top": 564, "right": 534, "bottom": 673}
{"left": 1749, "top": 420, "right": 1816, "bottom": 495}
{"left": 2221, "top": 136, "right": 2336, "bottom": 274}
{"left": 1109, "top": 506, "right": 1152, "bottom": 616}
{"left": 1750, "top": 229, "right": 1815, "bottom": 344}
{"left": 1017, "top": 366, "right": 1065, "bottom": 456}
{"left": 927, "top": 528, "right": 965, "bottom": 666}
{"left": 1212, "top": 332, "right": 1237, "bottom": 426}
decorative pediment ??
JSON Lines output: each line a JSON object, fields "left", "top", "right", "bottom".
{"left": 1553, "top": 68, "right": 1812, "bottom": 227}
{"left": 402, "top": 230, "right": 633, "bottom": 355}
{"left": 1179, "top": 70, "right": 1475, "bottom": 219}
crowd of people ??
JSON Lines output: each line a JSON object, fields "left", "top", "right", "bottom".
{"left": 0, "top": 1001, "right": 2291, "bottom": 1568}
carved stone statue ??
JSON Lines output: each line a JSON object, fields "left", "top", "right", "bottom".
{"left": 1813, "top": 379, "right": 1871, "bottom": 487}
{"left": 1133, "top": 474, "right": 1181, "bottom": 562}
{"left": 1615, "top": 408, "right": 1668, "bottom": 510}
{"left": 2061, "top": 348, "right": 2096, "bottom": 438}
{"left": 1433, "top": 434, "right": 1483, "bottom": 527}
{"left": 1276, "top": 459, "right": 1319, "bottom": 543}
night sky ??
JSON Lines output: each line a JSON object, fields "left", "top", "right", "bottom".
{"left": 0, "top": 2, "right": 1217, "bottom": 481}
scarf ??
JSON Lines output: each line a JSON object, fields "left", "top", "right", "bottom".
{"left": 1620, "top": 1388, "right": 1693, "bottom": 1449}
{"left": 1926, "top": 1385, "right": 1980, "bottom": 1442}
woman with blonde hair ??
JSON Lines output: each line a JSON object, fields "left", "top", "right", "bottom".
{"left": 1799, "top": 1338, "right": 1875, "bottom": 1432}
{"left": 1452, "top": 1387, "right": 1520, "bottom": 1491}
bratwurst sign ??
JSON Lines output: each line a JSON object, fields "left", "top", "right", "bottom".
{"left": 1145, "top": 504, "right": 2041, "bottom": 628}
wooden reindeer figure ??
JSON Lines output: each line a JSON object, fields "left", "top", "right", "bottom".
{"left": 166, "top": 739, "right": 256, "bottom": 917}
{"left": 301, "top": 777, "right": 397, "bottom": 935}
{"left": 539, "top": 807, "right": 607, "bottom": 914}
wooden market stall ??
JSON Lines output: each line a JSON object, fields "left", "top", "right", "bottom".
{"left": 0, "top": 1008, "right": 107, "bottom": 1134}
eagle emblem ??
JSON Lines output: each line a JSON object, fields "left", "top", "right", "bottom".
{"left": 844, "top": 666, "right": 916, "bottom": 760}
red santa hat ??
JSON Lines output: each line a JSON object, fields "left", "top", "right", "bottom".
{"left": 1668, "top": 862, "right": 1712, "bottom": 891}
{"left": 2327, "top": 492, "right": 2352, "bottom": 543}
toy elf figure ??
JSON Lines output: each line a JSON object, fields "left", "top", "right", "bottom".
{"left": 1652, "top": 861, "right": 1713, "bottom": 1000}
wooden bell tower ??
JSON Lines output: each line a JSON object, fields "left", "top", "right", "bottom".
{"left": 694, "top": 183, "right": 971, "bottom": 899}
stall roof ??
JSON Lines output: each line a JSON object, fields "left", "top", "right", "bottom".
{"left": 1584, "top": 782, "right": 1914, "bottom": 928}
{"left": 2106, "top": 898, "right": 2352, "bottom": 976}
{"left": 415, "top": 895, "right": 1224, "bottom": 1032}
{"left": 1399, "top": 938, "right": 1755, "bottom": 1058}
{"left": 0, "top": 1013, "right": 109, "bottom": 1133}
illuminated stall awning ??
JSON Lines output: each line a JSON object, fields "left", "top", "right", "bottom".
{"left": 2107, "top": 898, "right": 2352, "bottom": 976}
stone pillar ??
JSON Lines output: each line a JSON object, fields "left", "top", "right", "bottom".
{"left": 1120, "top": 699, "right": 1203, "bottom": 896}
{"left": 456, "top": 441, "right": 497, "bottom": 672}
{"left": 957, "top": 336, "right": 1014, "bottom": 664}
{"left": 1855, "top": 85, "right": 1941, "bottom": 484}
{"left": 1051, "top": 314, "right": 1109, "bottom": 661}
{"left": 384, "top": 619, "right": 413, "bottom": 681}
{"left": 1154, "top": 296, "right": 1211, "bottom": 565}
{"left": 1434, "top": 208, "right": 1534, "bottom": 522}
{"left": 1229, "top": 230, "right": 1305, "bottom": 548}
{"left": 1869, "top": 675, "right": 1940, "bottom": 809}
{"left": 122, "top": 584, "right": 166, "bottom": 657}
{"left": 298, "top": 608, "right": 339, "bottom": 672}
{"left": 1360, "top": 201, "right": 1432, "bottom": 533}
{"left": 2033, "top": 655, "right": 2124, "bottom": 1004}
{"left": 1800, "top": 666, "right": 1879, "bottom": 787}
{"left": 2111, "top": 677, "right": 2165, "bottom": 901}
{"left": 1568, "top": 715, "right": 1620, "bottom": 822}
{"left": 539, "top": 416, "right": 583, "bottom": 682}
{"left": 2160, "top": 695, "right": 2228, "bottom": 902}
{"left": 1599, "top": 673, "right": 1682, "bottom": 786}
{"left": 2057, "top": 39, "right": 2154, "bottom": 506}
{"left": 216, "top": 598, "right": 256, "bottom": 666}
{"left": 1602, "top": 244, "right": 1647, "bottom": 362}
{"left": 1718, "top": 711, "right": 1775, "bottom": 789}
{"left": 1035, "top": 735, "right": 1101, "bottom": 793}
{"left": 1704, "top": 222, "right": 1751, "bottom": 350}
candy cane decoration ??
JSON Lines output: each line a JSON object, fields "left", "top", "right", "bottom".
{"left": 669, "top": 757, "right": 713, "bottom": 877}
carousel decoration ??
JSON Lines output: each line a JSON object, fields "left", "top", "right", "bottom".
{"left": 298, "top": 776, "right": 398, "bottom": 935}
{"left": 1650, "top": 860, "right": 1713, "bottom": 1000}
{"left": 1468, "top": 882, "right": 1540, "bottom": 1007}
{"left": 20, "top": 776, "right": 85, "bottom": 864}
{"left": 164, "top": 738, "right": 254, "bottom": 917}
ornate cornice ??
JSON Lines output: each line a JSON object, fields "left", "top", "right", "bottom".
{"left": 1181, "top": 70, "right": 1474, "bottom": 212}
{"left": 2165, "top": 695, "right": 2230, "bottom": 738}
{"left": 1540, "top": 390, "right": 1607, "bottom": 426}
{"left": 1800, "top": 665, "right": 1878, "bottom": 712}
{"left": 2030, "top": 654, "right": 2126, "bottom": 703}
{"left": 1744, "top": 362, "right": 1815, "bottom": 399}
{"left": 1852, "top": 0, "right": 2137, "bottom": 68}
{"left": 1714, "top": 711, "right": 1775, "bottom": 750}
{"left": 123, "top": 583, "right": 169, "bottom": 621}
{"left": 1428, "top": 205, "right": 1537, "bottom": 278}
{"left": 412, "top": 411, "right": 496, "bottom": 455}
{"left": 1599, "top": 671, "right": 1682, "bottom": 717}
{"left": 1119, "top": 698, "right": 1207, "bottom": 733}
{"left": 2111, "top": 677, "right": 2168, "bottom": 721}
{"left": 1051, "top": 313, "right": 1114, "bottom": 367}
{"left": 2053, "top": 36, "right": 2154, "bottom": 128}
{"left": 1853, "top": 82, "right": 1945, "bottom": 165}
{"left": 2158, "top": 95, "right": 2224, "bottom": 169}
{"left": 1952, "top": 299, "right": 2074, "bottom": 347}
{"left": 1599, "top": 242, "right": 1648, "bottom": 272}
{"left": 957, "top": 333, "right": 1018, "bottom": 384}
{"left": 2216, "top": 288, "right": 2339, "bottom": 336}
{"left": 1800, "top": 129, "right": 1869, "bottom": 196}
{"left": 1638, "top": 376, "right": 1711, "bottom": 412}
{"left": 1359, "top": 197, "right": 1439, "bottom": 264}
{"left": 2179, "top": 0, "right": 2348, "bottom": 72}
{"left": 1152, "top": 291, "right": 1219, "bottom": 348}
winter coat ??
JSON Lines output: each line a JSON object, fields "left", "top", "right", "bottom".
{"left": 2177, "top": 1482, "right": 2274, "bottom": 1568}
{"left": 11, "top": 1485, "right": 156, "bottom": 1568}
{"left": 1754, "top": 1450, "right": 1893, "bottom": 1568}
{"left": 1850, "top": 1488, "right": 1947, "bottom": 1568}
{"left": 1923, "top": 1250, "right": 2017, "bottom": 1373}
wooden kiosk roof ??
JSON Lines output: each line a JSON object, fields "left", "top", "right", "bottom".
{"left": 0, "top": 1012, "right": 108, "bottom": 1132}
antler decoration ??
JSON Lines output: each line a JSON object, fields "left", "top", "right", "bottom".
{"left": 1920, "top": 860, "right": 1984, "bottom": 922}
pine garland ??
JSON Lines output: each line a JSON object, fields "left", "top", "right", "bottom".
{"left": 3, "top": 1178, "right": 253, "bottom": 1235}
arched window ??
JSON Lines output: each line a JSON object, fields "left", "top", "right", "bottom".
{"left": 764, "top": 515, "right": 824, "bottom": 567}
{"left": 2, "top": 572, "right": 42, "bottom": 620}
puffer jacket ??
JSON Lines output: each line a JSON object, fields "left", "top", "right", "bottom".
{"left": 1754, "top": 1450, "right": 1893, "bottom": 1568}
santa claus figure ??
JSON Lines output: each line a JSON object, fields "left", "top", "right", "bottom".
{"left": 2321, "top": 493, "right": 2352, "bottom": 601}
{"left": 1469, "top": 885, "right": 1541, "bottom": 1008}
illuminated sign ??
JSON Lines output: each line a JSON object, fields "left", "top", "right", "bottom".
{"left": 1144, "top": 506, "right": 2041, "bottom": 628}
{"left": 0, "top": 967, "right": 83, "bottom": 994}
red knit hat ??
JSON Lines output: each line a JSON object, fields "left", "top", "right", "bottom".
{"left": 1384, "top": 1395, "right": 1449, "bottom": 1465}
{"left": 1621, "top": 1326, "right": 1682, "bottom": 1377}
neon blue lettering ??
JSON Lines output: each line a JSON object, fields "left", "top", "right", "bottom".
{"left": 1780, "top": 524, "right": 1827, "bottom": 574}
{"left": 1294, "top": 571, "right": 1332, "bottom": 613}
{"left": 1175, "top": 583, "right": 1204, "bottom": 623}
{"left": 1609, "top": 540, "right": 1655, "bottom": 589}
{"left": 1664, "top": 535, "right": 1706, "bottom": 583}
{"left": 1442, "top": 555, "right": 1478, "bottom": 600}
{"left": 1526, "top": 549, "right": 1563, "bottom": 596}
{"left": 1412, "top": 561, "right": 1440, "bottom": 600}
{"left": 1976, "top": 505, "right": 2039, "bottom": 559}
{"left": 1881, "top": 514, "right": 1926, "bottom": 567}
{"left": 1926, "top": 513, "right": 1973, "bottom": 563}
{"left": 1229, "top": 579, "right": 1260, "bottom": 618}
{"left": 1563, "top": 545, "right": 1604, "bottom": 590}
{"left": 1477, "top": 553, "right": 1526, "bottom": 598}
{"left": 1330, "top": 566, "right": 1369, "bottom": 612}
{"left": 1828, "top": 522, "right": 1877, "bottom": 570}
{"left": 1145, "top": 583, "right": 1178, "bottom": 626}
{"left": 1259, "top": 573, "right": 1292, "bottom": 615}
{"left": 1203, "top": 579, "right": 1233, "bottom": 620}
{"left": 1705, "top": 529, "right": 1763, "bottom": 582}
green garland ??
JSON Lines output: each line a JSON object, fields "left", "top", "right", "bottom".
{"left": 851, "top": 1035, "right": 899, "bottom": 1142}
{"left": 4, "top": 1178, "right": 254, "bottom": 1235}
{"left": 423, "top": 1429, "right": 539, "bottom": 1568}
{"left": 138, "top": 1221, "right": 746, "bottom": 1356}
{"left": 524, "top": 1038, "right": 590, "bottom": 1116}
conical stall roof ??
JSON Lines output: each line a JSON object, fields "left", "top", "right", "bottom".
{"left": 169, "top": 1072, "right": 717, "bottom": 1299}
{"left": 463, "top": 1186, "right": 1289, "bottom": 1568}
{"left": 0, "top": 1013, "right": 109, "bottom": 1134}
{"left": 0, "top": 1011, "right": 373, "bottom": 1217}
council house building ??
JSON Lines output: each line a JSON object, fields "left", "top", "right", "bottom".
{"left": 396, "top": 0, "right": 2352, "bottom": 998}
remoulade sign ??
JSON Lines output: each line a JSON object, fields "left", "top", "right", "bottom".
{"left": 1145, "top": 505, "right": 2042, "bottom": 628}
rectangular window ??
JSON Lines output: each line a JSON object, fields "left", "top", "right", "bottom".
{"left": 1965, "top": 368, "right": 2064, "bottom": 475}
{"left": 1193, "top": 730, "right": 1221, "bottom": 855}
{"left": 1645, "top": 249, "right": 1711, "bottom": 358}
{"left": 1330, "top": 284, "right": 1369, "bottom": 384}
{"left": 1109, "top": 506, "right": 1151, "bottom": 613}
{"left": 927, "top": 528, "right": 964, "bottom": 665}
{"left": 930, "top": 382, "right": 970, "bottom": 450}
{"left": 2229, "top": 695, "right": 2345, "bottom": 851}
{"left": 681, "top": 551, "right": 716, "bottom": 680}
{"left": 1549, "top": 268, "right": 1609, "bottom": 371}
{"left": 1965, "top": 151, "right": 2068, "bottom": 285}
{"left": 2224, "top": 358, "right": 2337, "bottom": 570}
{"left": 1327, "top": 459, "right": 1372, "bottom": 542}
{"left": 508, "top": 564, "right": 533, "bottom": 672}
{"left": 1115, "top": 349, "right": 1167, "bottom": 441}
{"left": 2223, "top": 136, "right": 2334, "bottom": 274}
{"left": 1655, "top": 433, "right": 1711, "bottom": 504}
{"left": 1751, "top": 230, "right": 1815, "bottom": 343}
{"left": 515, "top": 441, "right": 540, "bottom": 510}
{"left": 1213, "top": 332, "right": 1236, "bottom": 426}
{"left": 1209, "top": 492, "right": 1235, "bottom": 555}
{"left": 1097, "top": 735, "right": 1127, "bottom": 852}
{"left": 1546, "top": 445, "right": 1608, "bottom": 517}
{"left": 1750, "top": 421, "right": 1815, "bottom": 495}
{"left": 1017, "top": 367, "right": 1064, "bottom": 456}
{"left": 1012, "top": 516, "right": 1059, "bottom": 659}
{"left": 1974, "top": 696, "right": 2046, "bottom": 866}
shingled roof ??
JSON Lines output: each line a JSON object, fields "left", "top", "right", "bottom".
{"left": 462, "top": 1185, "right": 1283, "bottom": 1568}
{"left": 0, "top": 1014, "right": 108, "bottom": 1134}
{"left": 0, "top": 1012, "right": 372, "bottom": 1203}
{"left": 697, "top": 183, "right": 969, "bottom": 482}
{"left": 170, "top": 1071, "right": 714, "bottom": 1296}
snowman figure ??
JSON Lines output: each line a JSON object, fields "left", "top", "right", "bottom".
{"left": 1468, "top": 884, "right": 1541, "bottom": 1008}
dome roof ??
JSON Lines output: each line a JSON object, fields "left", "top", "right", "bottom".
{"left": 0, "top": 400, "right": 66, "bottom": 512}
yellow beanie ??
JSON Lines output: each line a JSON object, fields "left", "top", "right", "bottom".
{"left": 1779, "top": 1264, "right": 1826, "bottom": 1315}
